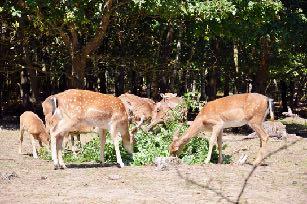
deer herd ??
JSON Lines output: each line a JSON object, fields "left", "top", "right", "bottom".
{"left": 19, "top": 89, "right": 274, "bottom": 169}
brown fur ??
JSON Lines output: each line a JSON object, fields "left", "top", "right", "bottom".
{"left": 148, "top": 93, "right": 187, "bottom": 130}
{"left": 169, "top": 93, "right": 274, "bottom": 166}
{"left": 44, "top": 89, "right": 133, "bottom": 169}
{"left": 19, "top": 111, "right": 50, "bottom": 158}
{"left": 119, "top": 93, "right": 155, "bottom": 123}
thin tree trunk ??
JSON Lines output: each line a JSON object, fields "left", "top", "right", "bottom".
{"left": 207, "top": 38, "right": 220, "bottom": 101}
{"left": 159, "top": 21, "right": 174, "bottom": 94}
{"left": 281, "top": 81, "right": 288, "bottom": 112}
{"left": 24, "top": 46, "right": 39, "bottom": 103}
{"left": 145, "top": 72, "right": 152, "bottom": 98}
{"left": 255, "top": 37, "right": 269, "bottom": 94}
{"left": 200, "top": 68, "right": 207, "bottom": 101}
{"left": 224, "top": 67, "right": 230, "bottom": 96}
{"left": 20, "top": 68, "right": 32, "bottom": 110}
{"left": 115, "top": 68, "right": 125, "bottom": 96}
{"left": 178, "top": 69, "right": 187, "bottom": 97}
{"left": 233, "top": 41, "right": 240, "bottom": 94}
{"left": 128, "top": 69, "right": 138, "bottom": 94}
{"left": 99, "top": 69, "right": 107, "bottom": 93}
{"left": 289, "top": 81, "right": 295, "bottom": 108}
{"left": 151, "top": 68, "right": 159, "bottom": 100}
{"left": 207, "top": 68, "right": 217, "bottom": 101}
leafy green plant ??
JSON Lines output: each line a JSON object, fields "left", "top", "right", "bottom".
{"left": 183, "top": 91, "right": 204, "bottom": 111}
{"left": 38, "top": 147, "right": 52, "bottom": 160}
{"left": 38, "top": 108, "right": 228, "bottom": 165}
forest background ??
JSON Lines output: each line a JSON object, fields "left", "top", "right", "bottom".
{"left": 0, "top": 0, "right": 306, "bottom": 119}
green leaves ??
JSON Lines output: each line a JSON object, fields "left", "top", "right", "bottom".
{"left": 38, "top": 120, "right": 223, "bottom": 166}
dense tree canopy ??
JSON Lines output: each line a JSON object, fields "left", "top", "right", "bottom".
{"left": 0, "top": 0, "right": 306, "bottom": 116}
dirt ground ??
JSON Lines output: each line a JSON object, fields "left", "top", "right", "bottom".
{"left": 0, "top": 128, "right": 306, "bottom": 204}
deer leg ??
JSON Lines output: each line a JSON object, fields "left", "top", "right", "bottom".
{"left": 131, "top": 115, "right": 145, "bottom": 134}
{"left": 19, "top": 129, "right": 24, "bottom": 154}
{"left": 70, "top": 133, "right": 79, "bottom": 156}
{"left": 205, "top": 126, "right": 222, "bottom": 164}
{"left": 51, "top": 134, "right": 59, "bottom": 169}
{"left": 30, "top": 134, "right": 38, "bottom": 159}
{"left": 76, "top": 134, "right": 81, "bottom": 146}
{"left": 217, "top": 130, "right": 223, "bottom": 164}
{"left": 56, "top": 134, "right": 66, "bottom": 169}
{"left": 249, "top": 123, "right": 269, "bottom": 165}
{"left": 99, "top": 129, "right": 107, "bottom": 165}
{"left": 70, "top": 134, "right": 75, "bottom": 149}
{"left": 110, "top": 126, "right": 124, "bottom": 168}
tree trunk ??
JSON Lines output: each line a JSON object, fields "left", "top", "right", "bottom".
{"left": 281, "top": 81, "right": 288, "bottom": 112}
{"left": 128, "top": 69, "right": 138, "bottom": 94}
{"left": 289, "top": 81, "right": 295, "bottom": 108}
{"left": 151, "top": 68, "right": 160, "bottom": 100}
{"left": 233, "top": 41, "right": 240, "bottom": 94}
{"left": 99, "top": 68, "right": 107, "bottom": 93}
{"left": 207, "top": 68, "right": 217, "bottom": 101}
{"left": 159, "top": 21, "right": 174, "bottom": 94}
{"left": 59, "top": 0, "right": 113, "bottom": 89}
{"left": 0, "top": 74, "right": 4, "bottom": 120}
{"left": 223, "top": 67, "right": 230, "bottom": 96}
{"left": 255, "top": 37, "right": 269, "bottom": 94}
{"left": 145, "top": 72, "right": 152, "bottom": 98}
{"left": 20, "top": 68, "right": 32, "bottom": 110}
{"left": 207, "top": 38, "right": 220, "bottom": 101}
{"left": 115, "top": 68, "right": 125, "bottom": 97}
{"left": 178, "top": 69, "right": 187, "bottom": 97}
{"left": 70, "top": 54, "right": 86, "bottom": 88}
{"left": 200, "top": 68, "right": 207, "bottom": 101}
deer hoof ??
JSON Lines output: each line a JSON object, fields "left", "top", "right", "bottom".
{"left": 54, "top": 164, "right": 60, "bottom": 170}
{"left": 118, "top": 162, "right": 125, "bottom": 168}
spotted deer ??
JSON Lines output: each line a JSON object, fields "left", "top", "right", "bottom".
{"left": 42, "top": 96, "right": 95, "bottom": 155}
{"left": 43, "top": 89, "right": 134, "bottom": 169}
{"left": 147, "top": 93, "right": 187, "bottom": 130}
{"left": 119, "top": 93, "right": 155, "bottom": 133}
{"left": 19, "top": 111, "right": 50, "bottom": 158}
{"left": 169, "top": 93, "right": 274, "bottom": 166}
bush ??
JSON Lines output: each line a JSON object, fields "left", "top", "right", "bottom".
{"left": 38, "top": 95, "right": 227, "bottom": 165}
{"left": 39, "top": 123, "right": 222, "bottom": 166}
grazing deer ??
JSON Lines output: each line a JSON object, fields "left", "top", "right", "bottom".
{"left": 169, "top": 93, "right": 274, "bottom": 166}
{"left": 119, "top": 93, "right": 155, "bottom": 132}
{"left": 19, "top": 111, "right": 50, "bottom": 158}
{"left": 44, "top": 89, "right": 134, "bottom": 169}
{"left": 147, "top": 93, "right": 187, "bottom": 130}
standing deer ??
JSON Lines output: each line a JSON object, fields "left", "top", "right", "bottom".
{"left": 119, "top": 93, "right": 155, "bottom": 132}
{"left": 43, "top": 95, "right": 97, "bottom": 155}
{"left": 147, "top": 93, "right": 187, "bottom": 130}
{"left": 19, "top": 111, "right": 50, "bottom": 158}
{"left": 169, "top": 93, "right": 274, "bottom": 165}
{"left": 44, "top": 89, "right": 134, "bottom": 169}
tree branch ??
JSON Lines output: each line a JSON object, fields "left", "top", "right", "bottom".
{"left": 82, "top": 0, "right": 113, "bottom": 56}
{"left": 68, "top": 24, "right": 79, "bottom": 55}
{"left": 59, "top": 27, "right": 72, "bottom": 53}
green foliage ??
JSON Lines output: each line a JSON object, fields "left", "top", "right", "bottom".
{"left": 183, "top": 91, "right": 203, "bottom": 111}
{"left": 180, "top": 137, "right": 209, "bottom": 164}
{"left": 38, "top": 118, "right": 224, "bottom": 166}
{"left": 38, "top": 147, "right": 52, "bottom": 160}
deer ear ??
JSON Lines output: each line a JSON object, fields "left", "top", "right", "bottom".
{"left": 173, "top": 93, "right": 177, "bottom": 97}
{"left": 160, "top": 93, "right": 165, "bottom": 98}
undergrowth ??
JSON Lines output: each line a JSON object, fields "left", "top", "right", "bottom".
{"left": 39, "top": 93, "right": 231, "bottom": 165}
